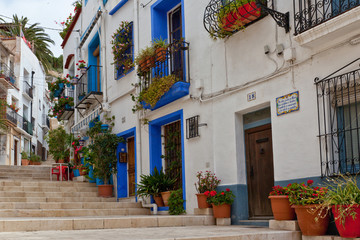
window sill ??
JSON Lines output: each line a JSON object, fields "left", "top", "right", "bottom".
{"left": 116, "top": 68, "right": 134, "bottom": 80}
{"left": 294, "top": 6, "right": 360, "bottom": 48}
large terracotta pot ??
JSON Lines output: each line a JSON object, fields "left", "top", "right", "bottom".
{"left": 332, "top": 205, "right": 360, "bottom": 238}
{"left": 161, "top": 191, "right": 172, "bottom": 207}
{"left": 98, "top": 184, "right": 113, "bottom": 197}
{"left": 196, "top": 193, "right": 211, "bottom": 209}
{"left": 269, "top": 195, "right": 295, "bottom": 220}
{"left": 212, "top": 203, "right": 231, "bottom": 218}
{"left": 155, "top": 47, "right": 167, "bottom": 62}
{"left": 153, "top": 195, "right": 164, "bottom": 207}
{"left": 21, "top": 159, "right": 30, "bottom": 166}
{"left": 293, "top": 204, "right": 329, "bottom": 236}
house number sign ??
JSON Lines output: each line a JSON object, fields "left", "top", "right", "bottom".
{"left": 276, "top": 91, "right": 299, "bottom": 116}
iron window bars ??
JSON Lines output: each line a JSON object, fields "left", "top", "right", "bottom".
{"left": 315, "top": 58, "right": 360, "bottom": 177}
{"left": 0, "top": 106, "right": 33, "bottom": 135}
{"left": 140, "top": 41, "right": 190, "bottom": 92}
{"left": 186, "top": 115, "right": 200, "bottom": 139}
{"left": 294, "top": 0, "right": 360, "bottom": 35}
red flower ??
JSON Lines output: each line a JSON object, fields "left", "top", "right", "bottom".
{"left": 287, "top": 183, "right": 291, "bottom": 187}
{"left": 226, "top": 188, "right": 230, "bottom": 192}
{"left": 204, "top": 191, "right": 209, "bottom": 196}
{"left": 307, "top": 180, "right": 314, "bottom": 185}
{"left": 210, "top": 190, "right": 217, "bottom": 197}
{"left": 221, "top": 192, "right": 225, "bottom": 195}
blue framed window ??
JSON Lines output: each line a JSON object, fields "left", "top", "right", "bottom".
{"left": 114, "top": 22, "right": 134, "bottom": 80}
{"left": 103, "top": 0, "right": 108, "bottom": 6}
{"left": 332, "top": 0, "right": 357, "bottom": 15}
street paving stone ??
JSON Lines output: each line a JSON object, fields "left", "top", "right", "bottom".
{"left": 0, "top": 225, "right": 291, "bottom": 240}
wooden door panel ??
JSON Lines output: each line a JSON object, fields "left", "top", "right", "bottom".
{"left": 245, "top": 124, "right": 274, "bottom": 218}
{"left": 127, "top": 138, "right": 135, "bottom": 196}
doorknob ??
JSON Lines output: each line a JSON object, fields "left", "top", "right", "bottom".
{"left": 260, "top": 148, "right": 265, "bottom": 154}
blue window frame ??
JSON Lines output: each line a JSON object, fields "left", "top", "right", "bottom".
{"left": 332, "top": 0, "right": 357, "bottom": 15}
{"left": 103, "top": 0, "right": 108, "bottom": 6}
{"left": 115, "top": 22, "right": 134, "bottom": 80}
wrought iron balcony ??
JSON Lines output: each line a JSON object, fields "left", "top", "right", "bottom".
{"left": 0, "top": 106, "right": 33, "bottom": 135}
{"left": 23, "top": 81, "right": 33, "bottom": 99}
{"left": 75, "top": 65, "right": 103, "bottom": 113}
{"left": 0, "top": 62, "right": 16, "bottom": 89}
{"left": 294, "top": 0, "right": 360, "bottom": 35}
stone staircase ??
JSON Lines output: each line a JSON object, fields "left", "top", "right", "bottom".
{"left": 0, "top": 165, "right": 215, "bottom": 232}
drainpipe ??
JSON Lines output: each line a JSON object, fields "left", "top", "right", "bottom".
{"left": 139, "top": 198, "right": 157, "bottom": 215}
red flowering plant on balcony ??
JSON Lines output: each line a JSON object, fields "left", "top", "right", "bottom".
{"left": 76, "top": 60, "right": 87, "bottom": 69}
{"left": 49, "top": 96, "right": 74, "bottom": 118}
{"left": 194, "top": 171, "right": 221, "bottom": 193}
{"left": 66, "top": 73, "right": 79, "bottom": 84}
{"left": 57, "top": 0, "right": 82, "bottom": 39}
{"left": 288, "top": 180, "right": 328, "bottom": 206}
{"left": 8, "top": 103, "right": 20, "bottom": 112}
{"left": 205, "top": 188, "right": 235, "bottom": 206}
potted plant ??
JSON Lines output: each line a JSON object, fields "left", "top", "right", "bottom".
{"left": 153, "top": 38, "right": 168, "bottom": 62}
{"left": 143, "top": 46, "right": 155, "bottom": 70}
{"left": 148, "top": 167, "right": 176, "bottom": 207}
{"left": 8, "top": 103, "right": 19, "bottom": 112}
{"left": 195, "top": 171, "right": 221, "bottom": 209}
{"left": 322, "top": 175, "right": 360, "bottom": 238}
{"left": 21, "top": 151, "right": 30, "bottom": 166}
{"left": 85, "top": 118, "right": 123, "bottom": 197}
{"left": 135, "top": 48, "right": 148, "bottom": 73}
{"left": 268, "top": 184, "right": 296, "bottom": 220}
{"left": 169, "top": 189, "right": 185, "bottom": 215}
{"left": 137, "top": 167, "right": 164, "bottom": 207}
{"left": 45, "top": 126, "right": 71, "bottom": 163}
{"left": 288, "top": 180, "right": 329, "bottom": 236}
{"left": 205, "top": 188, "right": 235, "bottom": 218}
{"left": 29, "top": 152, "right": 41, "bottom": 165}
{"left": 76, "top": 60, "right": 87, "bottom": 74}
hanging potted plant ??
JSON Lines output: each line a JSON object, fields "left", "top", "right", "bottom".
{"left": 288, "top": 180, "right": 329, "bottom": 236}
{"left": 322, "top": 175, "right": 360, "bottom": 238}
{"left": 195, "top": 171, "right": 221, "bottom": 209}
{"left": 153, "top": 38, "right": 168, "bottom": 62}
{"left": 77, "top": 60, "right": 87, "bottom": 74}
{"left": 205, "top": 188, "right": 235, "bottom": 218}
{"left": 268, "top": 184, "right": 296, "bottom": 220}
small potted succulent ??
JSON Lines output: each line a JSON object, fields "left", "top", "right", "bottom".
{"left": 205, "top": 188, "right": 235, "bottom": 218}
{"left": 268, "top": 184, "right": 295, "bottom": 220}
{"left": 288, "top": 180, "right": 329, "bottom": 236}
{"left": 194, "top": 171, "right": 220, "bottom": 209}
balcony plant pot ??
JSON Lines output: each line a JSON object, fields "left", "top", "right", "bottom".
{"left": 98, "top": 184, "right": 113, "bottom": 197}
{"left": 138, "top": 58, "right": 148, "bottom": 72}
{"left": 155, "top": 47, "right": 167, "bottom": 62}
{"left": 146, "top": 56, "right": 156, "bottom": 69}
{"left": 196, "top": 193, "right": 211, "bottom": 209}
{"left": 221, "top": 12, "right": 241, "bottom": 32}
{"left": 21, "top": 159, "right": 30, "bottom": 166}
{"left": 212, "top": 203, "right": 231, "bottom": 218}
{"left": 268, "top": 195, "right": 295, "bottom": 220}
{"left": 236, "top": 2, "right": 261, "bottom": 25}
{"left": 53, "top": 90, "right": 62, "bottom": 98}
{"left": 64, "top": 104, "right": 72, "bottom": 110}
{"left": 101, "top": 124, "right": 109, "bottom": 131}
{"left": 80, "top": 67, "right": 87, "bottom": 74}
{"left": 58, "top": 83, "right": 65, "bottom": 90}
{"left": 153, "top": 195, "right": 165, "bottom": 207}
{"left": 161, "top": 191, "right": 172, "bottom": 207}
{"left": 332, "top": 205, "right": 360, "bottom": 238}
{"left": 293, "top": 204, "right": 329, "bottom": 236}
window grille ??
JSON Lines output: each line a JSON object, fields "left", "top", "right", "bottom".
{"left": 316, "top": 63, "right": 360, "bottom": 177}
{"left": 186, "top": 115, "right": 199, "bottom": 139}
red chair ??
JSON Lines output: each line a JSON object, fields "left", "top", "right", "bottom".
{"left": 51, "top": 166, "right": 69, "bottom": 181}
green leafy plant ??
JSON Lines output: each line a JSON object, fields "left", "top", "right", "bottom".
{"left": 168, "top": 189, "right": 186, "bottom": 215}
{"left": 58, "top": 1, "right": 81, "bottom": 39}
{"left": 111, "top": 21, "right": 133, "bottom": 74}
{"left": 21, "top": 151, "right": 28, "bottom": 159}
{"left": 195, "top": 171, "right": 221, "bottom": 193}
{"left": 288, "top": 180, "right": 328, "bottom": 206}
{"left": 152, "top": 37, "right": 168, "bottom": 49}
{"left": 205, "top": 188, "right": 235, "bottom": 206}
{"left": 29, "top": 152, "right": 41, "bottom": 162}
{"left": 45, "top": 126, "right": 72, "bottom": 162}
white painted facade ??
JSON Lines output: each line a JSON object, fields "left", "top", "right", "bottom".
{"left": 63, "top": 0, "right": 360, "bottom": 221}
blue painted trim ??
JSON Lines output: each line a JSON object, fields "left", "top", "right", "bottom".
{"left": 85, "top": 0, "right": 88, "bottom": 5}
{"left": 88, "top": 31, "right": 101, "bottom": 92}
{"left": 243, "top": 118, "right": 271, "bottom": 130}
{"left": 116, "top": 127, "right": 137, "bottom": 199}
{"left": 103, "top": 0, "right": 108, "bottom": 6}
{"left": 80, "top": 7, "right": 101, "bottom": 42}
{"left": 148, "top": 110, "right": 186, "bottom": 209}
{"left": 109, "top": 0, "right": 129, "bottom": 15}
{"left": 142, "top": 82, "right": 189, "bottom": 110}
{"left": 116, "top": 69, "right": 134, "bottom": 80}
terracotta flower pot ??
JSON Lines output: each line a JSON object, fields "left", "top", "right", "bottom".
{"left": 293, "top": 204, "right": 329, "bottom": 236}
{"left": 268, "top": 195, "right": 295, "bottom": 220}
{"left": 146, "top": 56, "right": 156, "bottom": 69}
{"left": 212, "top": 203, "right": 231, "bottom": 218}
{"left": 332, "top": 205, "right": 360, "bottom": 238}
{"left": 98, "top": 184, "right": 113, "bottom": 197}
{"left": 21, "top": 159, "right": 30, "bottom": 166}
{"left": 161, "top": 191, "right": 172, "bottom": 207}
{"left": 138, "top": 58, "right": 148, "bottom": 72}
{"left": 153, "top": 195, "right": 164, "bottom": 207}
{"left": 196, "top": 193, "right": 211, "bottom": 209}
{"left": 57, "top": 159, "right": 64, "bottom": 163}
{"left": 236, "top": 2, "right": 261, "bottom": 24}
{"left": 155, "top": 47, "right": 167, "bottom": 62}
{"left": 79, "top": 168, "right": 87, "bottom": 176}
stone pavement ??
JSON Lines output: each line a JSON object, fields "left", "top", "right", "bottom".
{"left": 0, "top": 225, "right": 300, "bottom": 240}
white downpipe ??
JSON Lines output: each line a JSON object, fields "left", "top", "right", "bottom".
{"left": 139, "top": 198, "right": 158, "bottom": 215}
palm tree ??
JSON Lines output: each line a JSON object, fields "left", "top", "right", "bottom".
{"left": 0, "top": 15, "right": 54, "bottom": 72}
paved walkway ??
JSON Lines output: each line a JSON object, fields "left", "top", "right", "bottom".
{"left": 0, "top": 226, "right": 297, "bottom": 240}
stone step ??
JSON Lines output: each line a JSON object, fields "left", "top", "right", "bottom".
{"left": 0, "top": 197, "right": 118, "bottom": 202}
{"left": 0, "top": 202, "right": 142, "bottom": 210}
{"left": 0, "top": 191, "right": 99, "bottom": 197}
{"left": 0, "top": 186, "right": 98, "bottom": 192}
{"left": 0, "top": 180, "right": 96, "bottom": 187}
{"left": 0, "top": 215, "right": 215, "bottom": 232}
{"left": 0, "top": 208, "right": 150, "bottom": 217}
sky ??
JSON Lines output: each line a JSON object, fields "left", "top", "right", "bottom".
{"left": 0, "top": 0, "right": 75, "bottom": 57}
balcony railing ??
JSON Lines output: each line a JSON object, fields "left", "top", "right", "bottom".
{"left": 0, "top": 62, "right": 16, "bottom": 86}
{"left": 60, "top": 85, "right": 75, "bottom": 99}
{"left": 294, "top": 0, "right": 360, "bottom": 35}
{"left": 140, "top": 41, "right": 190, "bottom": 91}
{"left": 23, "top": 81, "right": 33, "bottom": 99}
{"left": 0, "top": 106, "right": 33, "bottom": 135}
{"left": 76, "top": 65, "right": 102, "bottom": 102}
